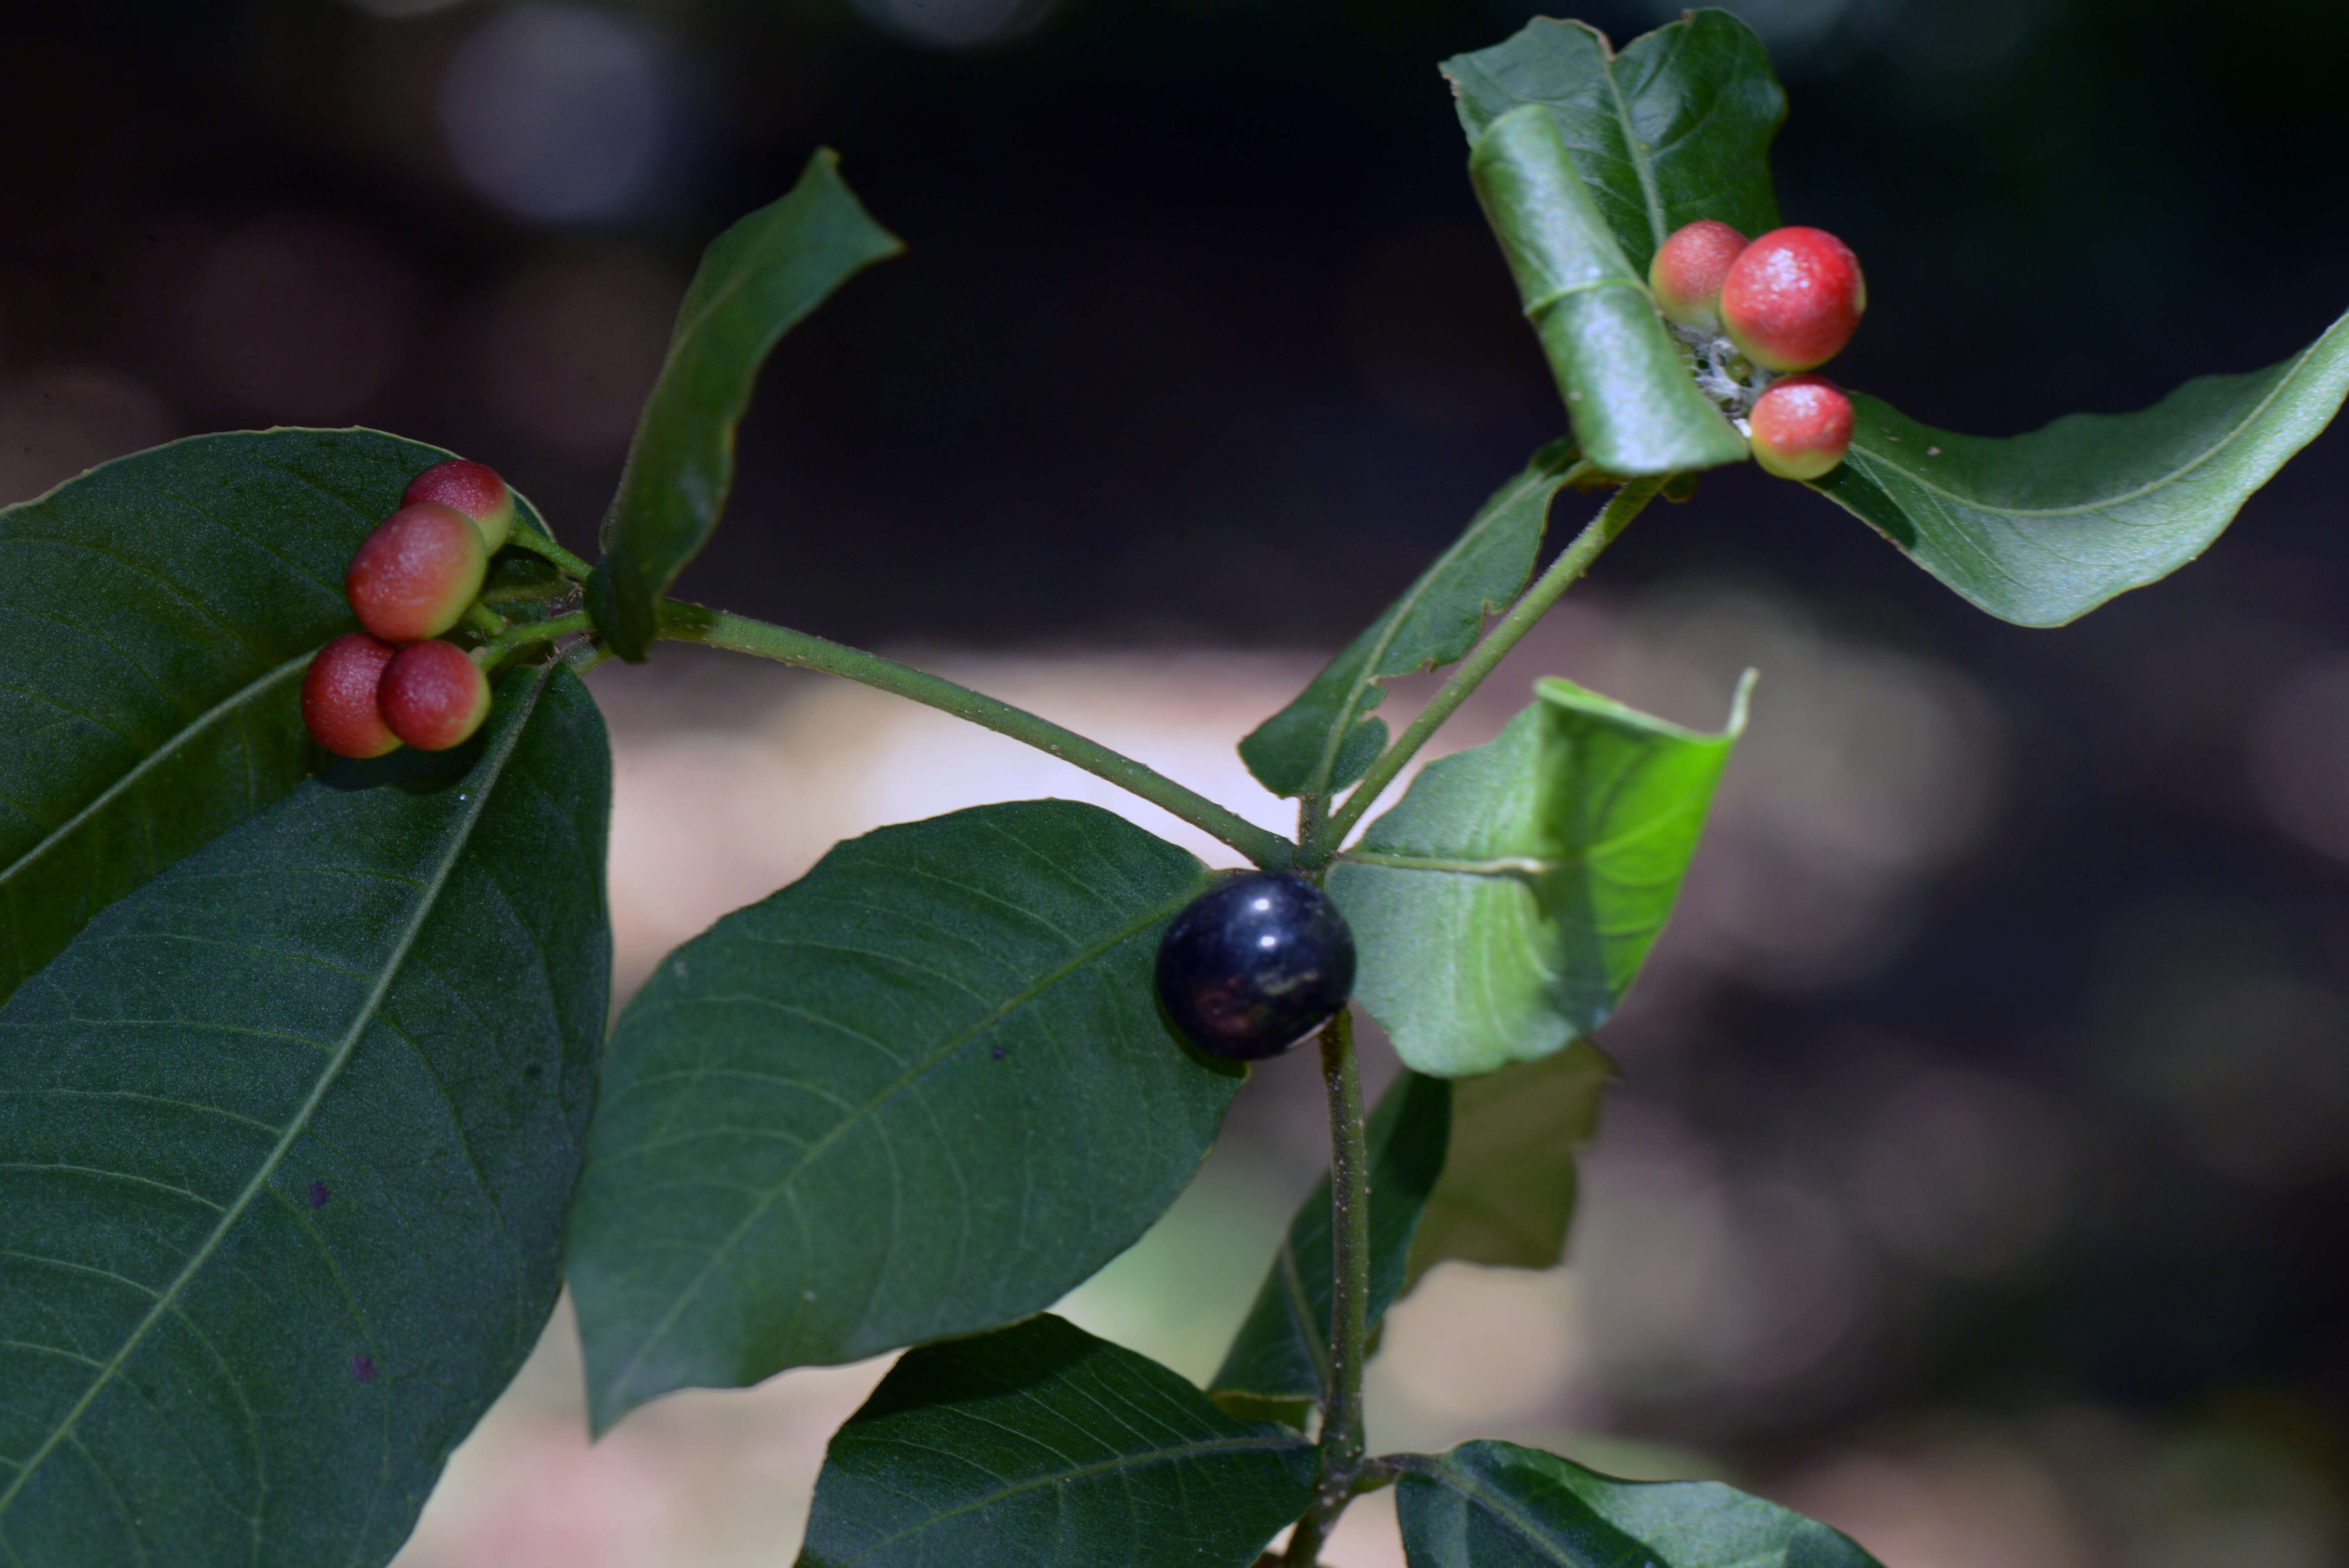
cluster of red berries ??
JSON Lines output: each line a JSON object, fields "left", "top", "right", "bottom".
{"left": 1648, "top": 222, "right": 1866, "bottom": 481}
{"left": 301, "top": 460, "right": 517, "bottom": 759}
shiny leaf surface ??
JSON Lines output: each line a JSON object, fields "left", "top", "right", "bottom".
{"left": 1329, "top": 677, "right": 1747, "bottom": 1076}
{"left": 1443, "top": 11, "right": 1786, "bottom": 276}
{"left": 798, "top": 1315, "right": 1315, "bottom": 1568}
{"left": 0, "top": 663, "right": 611, "bottom": 1568}
{"left": 1397, "top": 1441, "right": 1883, "bottom": 1568}
{"left": 1467, "top": 107, "right": 1747, "bottom": 477}
{"left": 1813, "top": 310, "right": 2349, "bottom": 625}
{"left": 596, "top": 150, "right": 901, "bottom": 659}
{"left": 0, "top": 428, "right": 557, "bottom": 1009}
{"left": 567, "top": 800, "right": 1235, "bottom": 1433}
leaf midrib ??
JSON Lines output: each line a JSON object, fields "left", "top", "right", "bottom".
{"left": 602, "top": 876, "right": 1203, "bottom": 1403}
{"left": 1592, "top": 34, "right": 1670, "bottom": 256}
{"left": 0, "top": 653, "right": 311, "bottom": 898}
{"left": 0, "top": 665, "right": 551, "bottom": 1528}
{"left": 1845, "top": 321, "right": 2344, "bottom": 522}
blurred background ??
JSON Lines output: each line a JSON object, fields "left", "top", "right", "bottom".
{"left": 8, "top": 0, "right": 2349, "bottom": 1562}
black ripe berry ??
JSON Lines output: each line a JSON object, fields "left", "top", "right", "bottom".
{"left": 1155, "top": 871, "right": 1355, "bottom": 1060}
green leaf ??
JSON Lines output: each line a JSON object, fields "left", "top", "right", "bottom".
{"left": 567, "top": 800, "right": 1237, "bottom": 1433}
{"left": 1813, "top": 309, "right": 2349, "bottom": 625}
{"left": 797, "top": 1315, "right": 1316, "bottom": 1568}
{"left": 1467, "top": 106, "right": 1748, "bottom": 478}
{"left": 1403, "top": 1042, "right": 1615, "bottom": 1292}
{"left": 1328, "top": 675, "right": 1748, "bottom": 1076}
{"left": 1396, "top": 1441, "right": 1883, "bottom": 1567}
{"left": 0, "top": 662, "right": 611, "bottom": 1568}
{"left": 1208, "top": 1070, "right": 1450, "bottom": 1422}
{"left": 1240, "top": 442, "right": 1585, "bottom": 800}
{"left": 0, "top": 428, "right": 560, "bottom": 1012}
{"left": 596, "top": 150, "right": 902, "bottom": 661}
{"left": 1444, "top": 11, "right": 1787, "bottom": 276}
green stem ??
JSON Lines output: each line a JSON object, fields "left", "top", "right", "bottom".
{"left": 1285, "top": 1007, "right": 1368, "bottom": 1568}
{"left": 1300, "top": 476, "right": 1662, "bottom": 864}
{"left": 657, "top": 600, "right": 1295, "bottom": 870}
{"left": 475, "top": 610, "right": 594, "bottom": 668}
{"left": 502, "top": 529, "right": 593, "bottom": 579}
{"left": 463, "top": 600, "right": 510, "bottom": 638}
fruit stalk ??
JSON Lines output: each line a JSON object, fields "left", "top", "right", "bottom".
{"left": 656, "top": 598, "right": 1295, "bottom": 869}
{"left": 1285, "top": 1006, "right": 1369, "bottom": 1568}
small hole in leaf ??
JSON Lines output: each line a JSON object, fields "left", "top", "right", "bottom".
{"left": 991, "top": 1046, "right": 1007, "bottom": 1060}
{"left": 308, "top": 1180, "right": 330, "bottom": 1210}
{"left": 351, "top": 1354, "right": 377, "bottom": 1383}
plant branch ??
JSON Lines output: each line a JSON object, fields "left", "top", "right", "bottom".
{"left": 502, "top": 529, "right": 593, "bottom": 579}
{"left": 1285, "top": 1007, "right": 1369, "bottom": 1568}
{"left": 657, "top": 600, "right": 1295, "bottom": 869}
{"left": 1299, "top": 476, "right": 1664, "bottom": 864}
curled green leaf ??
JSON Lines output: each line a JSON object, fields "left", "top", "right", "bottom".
{"left": 1813, "top": 306, "right": 2349, "bottom": 625}
{"left": 1469, "top": 106, "right": 1747, "bottom": 477}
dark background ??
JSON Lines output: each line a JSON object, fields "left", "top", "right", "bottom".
{"left": 7, "top": 0, "right": 2347, "bottom": 1557}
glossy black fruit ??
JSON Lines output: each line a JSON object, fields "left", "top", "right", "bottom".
{"left": 1155, "top": 871, "right": 1356, "bottom": 1060}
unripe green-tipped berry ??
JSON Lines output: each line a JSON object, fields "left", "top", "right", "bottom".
{"left": 1720, "top": 226, "right": 1866, "bottom": 373}
{"left": 302, "top": 633, "right": 403, "bottom": 759}
{"left": 402, "top": 458, "right": 516, "bottom": 552}
{"left": 1648, "top": 219, "right": 1747, "bottom": 331}
{"left": 347, "top": 502, "right": 488, "bottom": 643}
{"left": 1748, "top": 373, "right": 1854, "bottom": 480}
{"left": 378, "top": 640, "right": 492, "bottom": 752}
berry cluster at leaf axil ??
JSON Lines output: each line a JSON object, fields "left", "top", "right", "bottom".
{"left": 302, "top": 460, "right": 516, "bottom": 758}
{"left": 1649, "top": 220, "right": 1866, "bottom": 480}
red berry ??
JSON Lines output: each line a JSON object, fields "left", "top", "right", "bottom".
{"left": 347, "top": 502, "right": 488, "bottom": 643}
{"left": 378, "top": 640, "right": 492, "bottom": 752}
{"left": 1648, "top": 219, "right": 1747, "bottom": 331}
{"left": 1748, "top": 373, "right": 1854, "bottom": 480}
{"left": 302, "top": 633, "right": 403, "bottom": 759}
{"left": 1720, "top": 226, "right": 1866, "bottom": 373}
{"left": 402, "top": 458, "right": 516, "bottom": 552}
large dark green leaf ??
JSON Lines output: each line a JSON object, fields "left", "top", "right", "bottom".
{"left": 798, "top": 1315, "right": 1315, "bottom": 1568}
{"left": 1208, "top": 1070, "right": 1449, "bottom": 1423}
{"left": 1468, "top": 107, "right": 1747, "bottom": 478}
{"left": 0, "top": 428, "right": 558, "bottom": 1010}
{"left": 0, "top": 662, "right": 611, "bottom": 1568}
{"left": 1396, "top": 1441, "right": 1882, "bottom": 1567}
{"left": 567, "top": 800, "right": 1236, "bottom": 1433}
{"left": 596, "top": 150, "right": 901, "bottom": 661}
{"left": 1328, "top": 676, "right": 1747, "bottom": 1076}
{"left": 1443, "top": 11, "right": 1786, "bottom": 276}
{"left": 1241, "top": 443, "right": 1584, "bottom": 800}
{"left": 1812, "top": 312, "right": 2349, "bottom": 625}
{"left": 1402, "top": 1043, "right": 1614, "bottom": 1292}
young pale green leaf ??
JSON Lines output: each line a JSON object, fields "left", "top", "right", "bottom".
{"left": 1469, "top": 107, "right": 1748, "bottom": 478}
{"left": 596, "top": 150, "right": 902, "bottom": 661}
{"left": 1241, "top": 442, "right": 1584, "bottom": 800}
{"left": 567, "top": 800, "right": 1235, "bottom": 1434}
{"left": 1444, "top": 11, "right": 1786, "bottom": 276}
{"left": 1328, "top": 675, "right": 1748, "bottom": 1077}
{"left": 1813, "top": 307, "right": 2349, "bottom": 625}
{"left": 797, "top": 1314, "right": 1315, "bottom": 1568}
{"left": 1209, "top": 1069, "right": 1450, "bottom": 1423}
{"left": 0, "top": 663, "right": 611, "bottom": 1568}
{"left": 1401, "top": 1042, "right": 1614, "bottom": 1292}
{"left": 0, "top": 428, "right": 558, "bottom": 1012}
{"left": 1396, "top": 1441, "right": 1883, "bottom": 1568}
